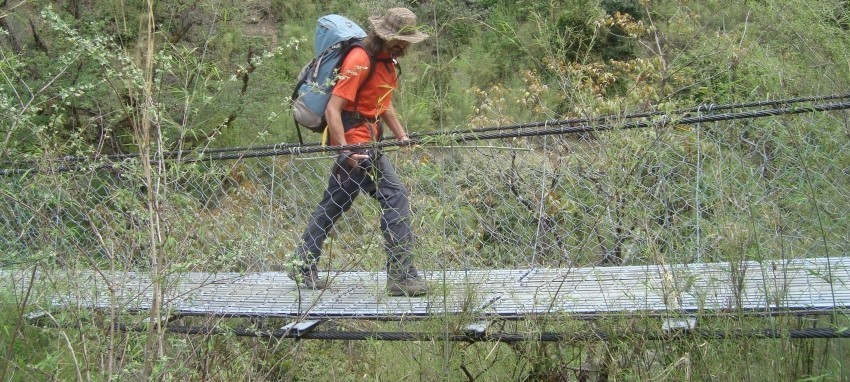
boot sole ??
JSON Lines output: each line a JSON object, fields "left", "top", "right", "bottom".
{"left": 387, "top": 288, "right": 428, "bottom": 297}
{"left": 287, "top": 273, "right": 327, "bottom": 290}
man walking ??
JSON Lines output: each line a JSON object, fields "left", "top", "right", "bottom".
{"left": 289, "top": 8, "right": 430, "bottom": 297}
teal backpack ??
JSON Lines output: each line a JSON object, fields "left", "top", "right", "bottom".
{"left": 291, "top": 15, "right": 374, "bottom": 145}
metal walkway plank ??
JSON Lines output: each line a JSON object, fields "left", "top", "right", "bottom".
{"left": 3, "top": 257, "right": 850, "bottom": 319}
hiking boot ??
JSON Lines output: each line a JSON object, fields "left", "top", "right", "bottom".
{"left": 387, "top": 276, "right": 430, "bottom": 297}
{"left": 287, "top": 266, "right": 328, "bottom": 290}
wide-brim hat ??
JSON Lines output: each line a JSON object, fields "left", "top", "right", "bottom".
{"left": 369, "top": 7, "right": 428, "bottom": 44}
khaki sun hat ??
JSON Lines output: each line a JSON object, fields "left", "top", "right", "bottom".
{"left": 369, "top": 7, "right": 429, "bottom": 43}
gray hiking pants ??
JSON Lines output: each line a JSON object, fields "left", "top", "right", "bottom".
{"left": 296, "top": 152, "right": 418, "bottom": 280}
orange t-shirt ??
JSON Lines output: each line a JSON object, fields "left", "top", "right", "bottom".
{"left": 331, "top": 47, "right": 397, "bottom": 145}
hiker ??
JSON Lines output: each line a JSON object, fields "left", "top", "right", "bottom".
{"left": 288, "top": 8, "right": 430, "bottom": 297}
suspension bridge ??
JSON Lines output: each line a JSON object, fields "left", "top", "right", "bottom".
{"left": 10, "top": 256, "right": 850, "bottom": 340}
{"left": 5, "top": 94, "right": 850, "bottom": 341}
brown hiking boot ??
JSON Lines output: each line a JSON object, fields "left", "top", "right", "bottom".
{"left": 287, "top": 265, "right": 328, "bottom": 290}
{"left": 387, "top": 276, "right": 430, "bottom": 297}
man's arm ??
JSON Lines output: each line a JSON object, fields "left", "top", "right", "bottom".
{"left": 381, "top": 104, "right": 409, "bottom": 141}
{"left": 325, "top": 94, "right": 349, "bottom": 147}
{"left": 326, "top": 94, "right": 368, "bottom": 165}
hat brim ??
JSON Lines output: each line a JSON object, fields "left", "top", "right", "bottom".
{"left": 369, "top": 16, "right": 428, "bottom": 44}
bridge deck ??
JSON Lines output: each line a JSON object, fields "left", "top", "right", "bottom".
{"left": 8, "top": 257, "right": 850, "bottom": 319}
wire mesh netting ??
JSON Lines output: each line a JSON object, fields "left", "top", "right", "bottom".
{"left": 2, "top": 96, "right": 850, "bottom": 318}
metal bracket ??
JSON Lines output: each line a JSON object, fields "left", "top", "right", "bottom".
{"left": 24, "top": 311, "right": 49, "bottom": 323}
{"left": 662, "top": 317, "right": 697, "bottom": 332}
{"left": 140, "top": 314, "right": 180, "bottom": 326}
{"left": 463, "top": 321, "right": 491, "bottom": 338}
{"left": 281, "top": 320, "right": 323, "bottom": 337}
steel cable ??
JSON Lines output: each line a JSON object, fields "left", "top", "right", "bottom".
{"left": 111, "top": 323, "right": 850, "bottom": 342}
{"left": 3, "top": 94, "right": 850, "bottom": 175}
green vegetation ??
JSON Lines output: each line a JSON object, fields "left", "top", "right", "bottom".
{"left": 2, "top": 0, "right": 850, "bottom": 380}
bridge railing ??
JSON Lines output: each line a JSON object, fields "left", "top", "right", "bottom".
{"left": 2, "top": 97, "right": 850, "bottom": 312}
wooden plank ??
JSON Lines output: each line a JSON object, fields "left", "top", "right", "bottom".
{"left": 4, "top": 257, "right": 850, "bottom": 319}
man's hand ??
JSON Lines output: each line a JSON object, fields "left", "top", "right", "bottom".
{"left": 341, "top": 152, "right": 369, "bottom": 169}
{"left": 398, "top": 134, "right": 418, "bottom": 152}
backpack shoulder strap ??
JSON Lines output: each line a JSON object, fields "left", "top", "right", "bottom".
{"left": 374, "top": 56, "right": 401, "bottom": 78}
{"left": 346, "top": 41, "right": 378, "bottom": 88}
{"left": 345, "top": 41, "right": 378, "bottom": 119}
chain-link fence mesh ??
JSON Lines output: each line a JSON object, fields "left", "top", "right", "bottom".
{"left": 3, "top": 98, "right": 849, "bottom": 282}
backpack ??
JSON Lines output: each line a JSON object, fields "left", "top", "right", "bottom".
{"left": 291, "top": 14, "right": 375, "bottom": 145}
